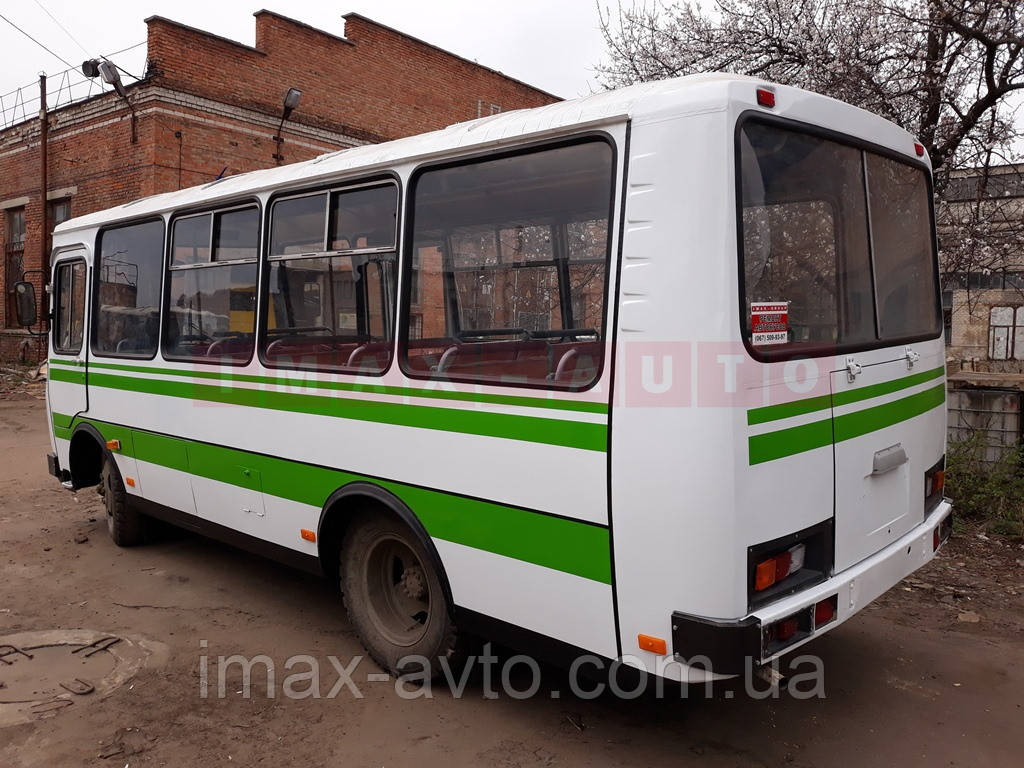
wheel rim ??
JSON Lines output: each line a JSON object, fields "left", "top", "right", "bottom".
{"left": 362, "top": 534, "right": 431, "bottom": 647}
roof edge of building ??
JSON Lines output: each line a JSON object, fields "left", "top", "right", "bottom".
{"left": 253, "top": 9, "right": 355, "bottom": 47}
{"left": 341, "top": 11, "right": 563, "bottom": 102}
{"left": 143, "top": 15, "right": 267, "bottom": 56}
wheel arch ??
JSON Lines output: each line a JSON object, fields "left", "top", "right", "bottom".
{"left": 68, "top": 422, "right": 107, "bottom": 489}
{"left": 317, "top": 481, "right": 454, "bottom": 610}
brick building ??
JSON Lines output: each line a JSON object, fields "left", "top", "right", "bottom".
{"left": 0, "top": 10, "right": 557, "bottom": 363}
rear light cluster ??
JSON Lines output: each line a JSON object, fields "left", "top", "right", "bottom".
{"left": 755, "top": 543, "right": 805, "bottom": 592}
{"left": 747, "top": 520, "right": 834, "bottom": 609}
{"left": 925, "top": 457, "right": 946, "bottom": 515}
{"left": 762, "top": 595, "right": 838, "bottom": 656}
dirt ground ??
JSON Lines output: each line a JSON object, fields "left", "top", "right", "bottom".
{"left": 2, "top": 389, "right": 1023, "bottom": 767}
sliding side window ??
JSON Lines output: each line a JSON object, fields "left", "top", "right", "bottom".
{"left": 402, "top": 140, "right": 614, "bottom": 389}
{"left": 94, "top": 220, "right": 165, "bottom": 358}
{"left": 263, "top": 183, "right": 398, "bottom": 374}
{"left": 163, "top": 206, "right": 260, "bottom": 364}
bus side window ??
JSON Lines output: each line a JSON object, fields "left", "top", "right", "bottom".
{"left": 163, "top": 206, "right": 260, "bottom": 365}
{"left": 94, "top": 220, "right": 165, "bottom": 358}
{"left": 401, "top": 141, "right": 614, "bottom": 390}
{"left": 262, "top": 183, "right": 398, "bottom": 374}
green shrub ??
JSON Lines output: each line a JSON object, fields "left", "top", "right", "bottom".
{"left": 945, "top": 432, "right": 1024, "bottom": 538}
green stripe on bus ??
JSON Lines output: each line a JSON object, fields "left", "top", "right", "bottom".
{"left": 47, "top": 358, "right": 607, "bottom": 415}
{"left": 746, "top": 365, "right": 945, "bottom": 425}
{"left": 748, "top": 418, "right": 834, "bottom": 465}
{"left": 55, "top": 414, "right": 612, "bottom": 584}
{"left": 49, "top": 368, "right": 86, "bottom": 385}
{"left": 833, "top": 383, "right": 946, "bottom": 443}
{"left": 49, "top": 368, "right": 606, "bottom": 452}
{"left": 749, "top": 383, "right": 946, "bottom": 464}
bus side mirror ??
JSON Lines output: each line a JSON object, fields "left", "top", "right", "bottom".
{"left": 13, "top": 281, "right": 38, "bottom": 327}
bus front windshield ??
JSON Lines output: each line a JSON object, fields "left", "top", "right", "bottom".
{"left": 738, "top": 119, "right": 941, "bottom": 357}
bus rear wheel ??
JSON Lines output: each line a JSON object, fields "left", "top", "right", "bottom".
{"left": 340, "top": 513, "right": 461, "bottom": 678}
{"left": 100, "top": 455, "right": 145, "bottom": 547}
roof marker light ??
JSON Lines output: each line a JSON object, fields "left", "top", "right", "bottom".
{"left": 756, "top": 88, "right": 776, "bottom": 108}
{"left": 914, "top": 142, "right": 925, "bottom": 157}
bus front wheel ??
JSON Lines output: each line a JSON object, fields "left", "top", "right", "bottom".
{"left": 340, "top": 512, "right": 462, "bottom": 679}
{"left": 100, "top": 455, "right": 145, "bottom": 547}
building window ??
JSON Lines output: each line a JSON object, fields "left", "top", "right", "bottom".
{"left": 51, "top": 199, "right": 72, "bottom": 229}
{"left": 988, "top": 306, "right": 1024, "bottom": 360}
{"left": 5, "top": 208, "right": 26, "bottom": 325}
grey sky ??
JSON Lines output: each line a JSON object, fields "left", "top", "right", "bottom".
{"left": 0, "top": 0, "right": 610, "bottom": 106}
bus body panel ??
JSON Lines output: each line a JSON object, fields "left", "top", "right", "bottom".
{"left": 43, "top": 75, "right": 949, "bottom": 682}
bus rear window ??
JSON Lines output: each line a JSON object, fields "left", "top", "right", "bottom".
{"left": 738, "top": 120, "right": 940, "bottom": 357}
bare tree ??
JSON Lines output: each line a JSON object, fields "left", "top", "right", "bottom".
{"left": 598, "top": 0, "right": 1024, "bottom": 289}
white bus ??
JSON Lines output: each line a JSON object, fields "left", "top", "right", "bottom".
{"left": 16, "top": 74, "right": 953, "bottom": 682}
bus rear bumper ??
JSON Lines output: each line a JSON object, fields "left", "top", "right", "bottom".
{"left": 671, "top": 501, "right": 954, "bottom": 677}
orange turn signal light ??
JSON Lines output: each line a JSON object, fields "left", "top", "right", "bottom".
{"left": 106, "top": 439, "right": 121, "bottom": 451}
{"left": 755, "top": 559, "right": 777, "bottom": 591}
{"left": 125, "top": 477, "right": 136, "bottom": 488}
{"left": 300, "top": 529, "right": 316, "bottom": 542}
{"left": 637, "top": 634, "right": 667, "bottom": 655}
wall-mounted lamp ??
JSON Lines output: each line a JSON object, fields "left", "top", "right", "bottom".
{"left": 83, "top": 58, "right": 136, "bottom": 143}
{"left": 272, "top": 87, "right": 302, "bottom": 165}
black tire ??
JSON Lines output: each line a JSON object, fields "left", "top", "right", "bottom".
{"left": 340, "top": 512, "right": 462, "bottom": 678}
{"left": 101, "top": 455, "right": 145, "bottom": 547}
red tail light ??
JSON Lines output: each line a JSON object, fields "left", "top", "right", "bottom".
{"left": 814, "top": 596, "right": 837, "bottom": 627}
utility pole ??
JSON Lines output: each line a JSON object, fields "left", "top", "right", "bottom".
{"left": 38, "top": 73, "right": 49, "bottom": 325}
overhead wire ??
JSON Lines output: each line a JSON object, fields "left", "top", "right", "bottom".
{"left": 0, "top": 10, "right": 76, "bottom": 70}
{"left": 31, "top": 0, "right": 91, "bottom": 57}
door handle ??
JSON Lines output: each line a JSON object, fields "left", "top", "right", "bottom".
{"left": 872, "top": 443, "right": 908, "bottom": 475}
{"left": 845, "top": 356, "right": 862, "bottom": 383}
{"left": 905, "top": 346, "right": 920, "bottom": 369}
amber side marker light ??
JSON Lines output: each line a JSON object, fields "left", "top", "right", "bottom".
{"left": 637, "top": 634, "right": 668, "bottom": 655}
{"left": 300, "top": 529, "right": 317, "bottom": 543}
{"left": 756, "top": 87, "right": 776, "bottom": 108}
{"left": 105, "top": 440, "right": 121, "bottom": 451}
{"left": 125, "top": 477, "right": 136, "bottom": 488}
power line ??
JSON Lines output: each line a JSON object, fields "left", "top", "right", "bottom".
{"left": 31, "top": 0, "right": 90, "bottom": 57}
{"left": 0, "top": 10, "right": 76, "bottom": 70}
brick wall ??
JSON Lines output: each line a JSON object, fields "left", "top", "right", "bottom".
{"left": 0, "top": 11, "right": 558, "bottom": 363}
